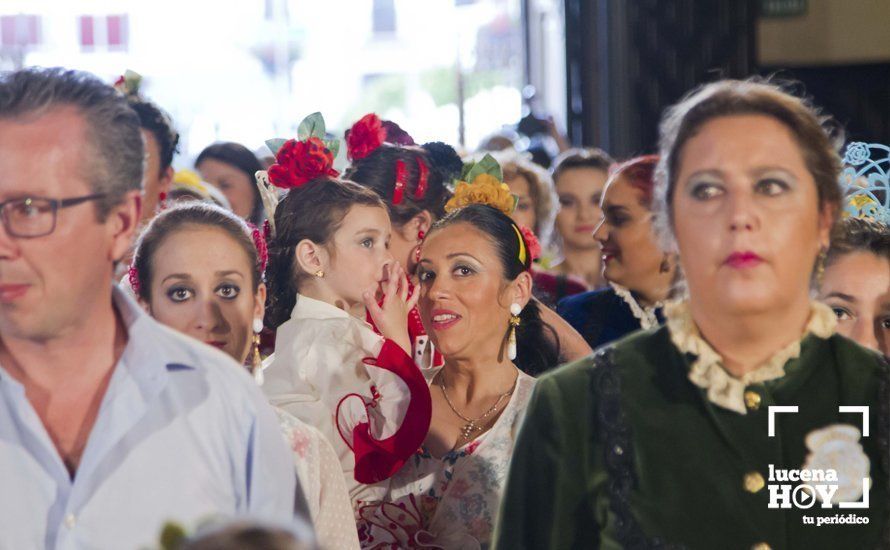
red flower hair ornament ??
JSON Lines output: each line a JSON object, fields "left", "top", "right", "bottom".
{"left": 346, "top": 113, "right": 386, "bottom": 161}
{"left": 257, "top": 112, "right": 342, "bottom": 237}
{"left": 518, "top": 225, "right": 542, "bottom": 263}
{"left": 267, "top": 137, "right": 339, "bottom": 190}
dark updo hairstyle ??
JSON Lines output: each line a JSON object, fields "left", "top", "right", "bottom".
{"left": 428, "top": 204, "right": 560, "bottom": 376}
{"left": 132, "top": 202, "right": 262, "bottom": 302}
{"left": 344, "top": 142, "right": 462, "bottom": 227}
{"left": 128, "top": 96, "right": 180, "bottom": 172}
{"left": 265, "top": 177, "right": 387, "bottom": 329}
{"left": 196, "top": 142, "right": 265, "bottom": 225}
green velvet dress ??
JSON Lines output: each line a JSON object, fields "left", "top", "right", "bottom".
{"left": 494, "top": 302, "right": 889, "bottom": 550}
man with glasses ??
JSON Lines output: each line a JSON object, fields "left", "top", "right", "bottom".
{"left": 0, "top": 68, "right": 308, "bottom": 548}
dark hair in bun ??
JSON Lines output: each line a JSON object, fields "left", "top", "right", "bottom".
{"left": 344, "top": 142, "right": 461, "bottom": 226}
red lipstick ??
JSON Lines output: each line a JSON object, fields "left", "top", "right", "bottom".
{"left": 724, "top": 251, "right": 764, "bottom": 269}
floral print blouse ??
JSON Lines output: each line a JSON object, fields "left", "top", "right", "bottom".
{"left": 356, "top": 369, "right": 536, "bottom": 549}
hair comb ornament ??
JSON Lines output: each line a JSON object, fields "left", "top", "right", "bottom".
{"left": 393, "top": 160, "right": 408, "bottom": 205}
{"left": 414, "top": 157, "right": 429, "bottom": 200}
{"left": 839, "top": 142, "right": 890, "bottom": 225}
{"left": 256, "top": 112, "right": 340, "bottom": 237}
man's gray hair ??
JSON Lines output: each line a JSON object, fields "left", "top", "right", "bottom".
{"left": 0, "top": 67, "right": 144, "bottom": 219}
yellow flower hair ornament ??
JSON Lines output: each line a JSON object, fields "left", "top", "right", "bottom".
{"left": 444, "top": 154, "right": 518, "bottom": 215}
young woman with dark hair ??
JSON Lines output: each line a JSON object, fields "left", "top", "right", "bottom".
{"left": 129, "top": 202, "right": 358, "bottom": 549}
{"left": 557, "top": 155, "right": 677, "bottom": 349}
{"left": 196, "top": 142, "right": 265, "bottom": 225}
{"left": 344, "top": 114, "right": 590, "bottom": 367}
{"left": 355, "top": 166, "right": 558, "bottom": 548}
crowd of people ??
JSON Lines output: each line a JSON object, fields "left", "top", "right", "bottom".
{"left": 0, "top": 66, "right": 888, "bottom": 550}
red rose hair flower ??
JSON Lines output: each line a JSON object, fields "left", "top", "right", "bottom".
{"left": 346, "top": 113, "right": 386, "bottom": 161}
{"left": 267, "top": 137, "right": 339, "bottom": 190}
{"left": 518, "top": 225, "right": 542, "bottom": 263}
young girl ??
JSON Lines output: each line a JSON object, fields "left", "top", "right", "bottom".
{"left": 258, "top": 117, "right": 433, "bottom": 510}
{"left": 343, "top": 113, "right": 462, "bottom": 368}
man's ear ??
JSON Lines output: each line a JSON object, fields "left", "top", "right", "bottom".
{"left": 294, "top": 239, "right": 327, "bottom": 275}
{"left": 109, "top": 190, "right": 142, "bottom": 263}
{"left": 159, "top": 166, "right": 175, "bottom": 195}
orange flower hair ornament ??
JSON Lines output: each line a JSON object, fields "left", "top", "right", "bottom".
{"left": 444, "top": 154, "right": 517, "bottom": 216}
{"left": 445, "top": 154, "right": 537, "bottom": 267}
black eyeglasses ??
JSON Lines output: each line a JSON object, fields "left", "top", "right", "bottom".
{"left": 0, "top": 193, "right": 108, "bottom": 238}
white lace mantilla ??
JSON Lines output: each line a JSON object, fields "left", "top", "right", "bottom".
{"left": 665, "top": 300, "right": 836, "bottom": 415}
{"left": 611, "top": 283, "right": 664, "bottom": 330}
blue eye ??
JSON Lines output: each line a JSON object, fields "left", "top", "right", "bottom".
{"left": 691, "top": 182, "right": 723, "bottom": 200}
{"left": 361, "top": 238, "right": 374, "bottom": 248}
{"left": 167, "top": 286, "right": 193, "bottom": 303}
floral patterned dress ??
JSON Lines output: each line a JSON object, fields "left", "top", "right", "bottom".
{"left": 355, "top": 369, "right": 536, "bottom": 549}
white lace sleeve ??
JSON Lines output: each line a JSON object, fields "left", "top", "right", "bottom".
{"left": 276, "top": 409, "right": 360, "bottom": 549}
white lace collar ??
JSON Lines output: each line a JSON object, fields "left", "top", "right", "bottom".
{"left": 665, "top": 300, "right": 837, "bottom": 415}
{"left": 611, "top": 283, "right": 664, "bottom": 330}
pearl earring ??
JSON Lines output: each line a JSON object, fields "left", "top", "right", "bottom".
{"left": 508, "top": 303, "right": 522, "bottom": 360}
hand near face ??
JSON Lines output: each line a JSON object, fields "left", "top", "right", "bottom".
{"left": 364, "top": 262, "right": 419, "bottom": 356}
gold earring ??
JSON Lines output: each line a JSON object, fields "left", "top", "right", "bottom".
{"left": 816, "top": 247, "right": 827, "bottom": 287}
{"left": 508, "top": 303, "right": 522, "bottom": 360}
{"left": 314, "top": 269, "right": 324, "bottom": 278}
{"left": 251, "top": 332, "right": 263, "bottom": 383}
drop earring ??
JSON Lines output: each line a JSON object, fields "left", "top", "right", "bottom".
{"left": 508, "top": 303, "right": 522, "bottom": 360}
{"left": 815, "top": 247, "right": 827, "bottom": 287}
{"left": 158, "top": 191, "right": 168, "bottom": 211}
{"left": 414, "top": 230, "right": 426, "bottom": 263}
{"left": 251, "top": 318, "right": 264, "bottom": 384}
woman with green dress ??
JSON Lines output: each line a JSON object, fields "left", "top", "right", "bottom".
{"left": 494, "top": 79, "right": 890, "bottom": 550}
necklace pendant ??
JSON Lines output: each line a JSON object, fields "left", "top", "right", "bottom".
{"left": 461, "top": 421, "right": 477, "bottom": 439}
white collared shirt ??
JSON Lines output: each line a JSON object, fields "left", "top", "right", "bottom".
{"left": 0, "top": 286, "right": 307, "bottom": 549}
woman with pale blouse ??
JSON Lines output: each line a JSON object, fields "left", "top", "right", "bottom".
{"left": 496, "top": 80, "right": 889, "bottom": 549}
{"left": 130, "top": 202, "right": 358, "bottom": 549}
{"left": 356, "top": 183, "right": 559, "bottom": 547}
